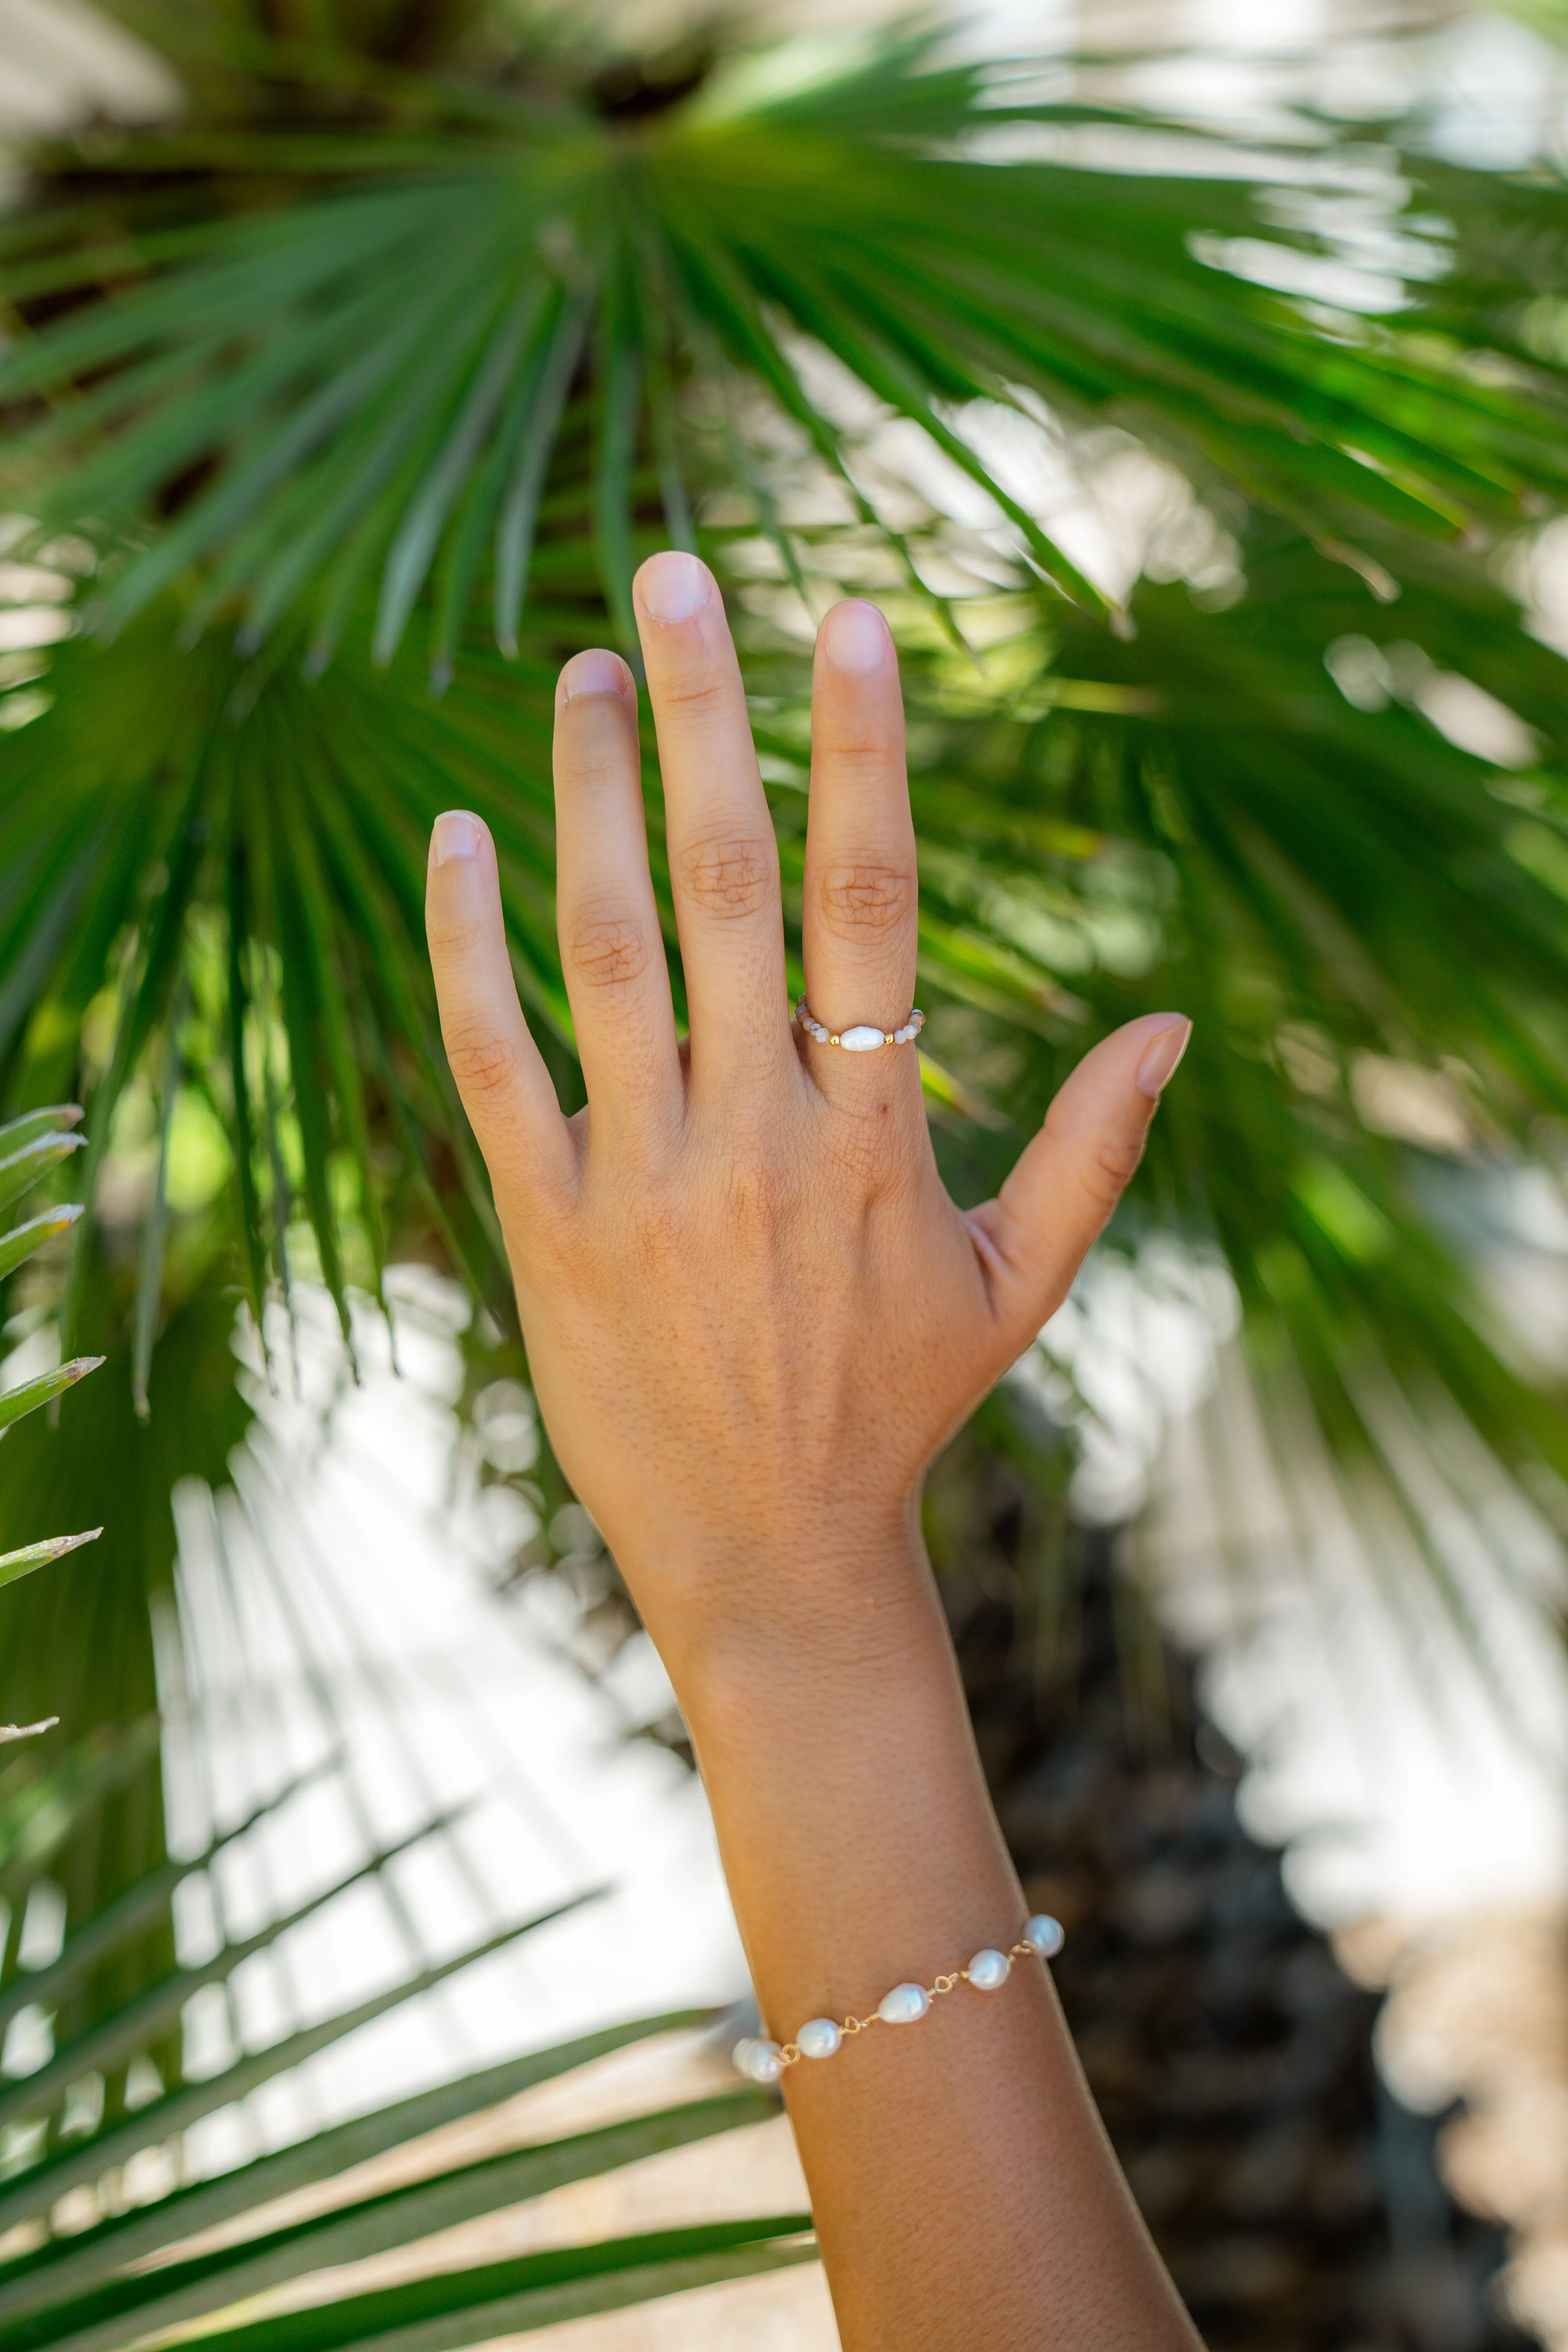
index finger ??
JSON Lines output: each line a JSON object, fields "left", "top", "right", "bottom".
{"left": 426, "top": 810, "right": 575, "bottom": 1220}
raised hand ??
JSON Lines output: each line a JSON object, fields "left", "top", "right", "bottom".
{"left": 425, "top": 552, "right": 1196, "bottom": 2352}
{"left": 425, "top": 553, "right": 1187, "bottom": 1679}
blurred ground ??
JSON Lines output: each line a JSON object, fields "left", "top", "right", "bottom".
{"left": 955, "top": 1524, "right": 1531, "bottom": 2350}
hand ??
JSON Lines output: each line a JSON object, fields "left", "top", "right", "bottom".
{"left": 425, "top": 554, "right": 1189, "bottom": 1690}
{"left": 425, "top": 552, "right": 1201, "bottom": 2352}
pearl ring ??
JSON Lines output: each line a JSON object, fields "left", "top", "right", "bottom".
{"left": 795, "top": 996, "right": 925, "bottom": 1051}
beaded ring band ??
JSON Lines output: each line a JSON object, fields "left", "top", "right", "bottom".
{"left": 795, "top": 996, "right": 925, "bottom": 1052}
{"left": 733, "top": 1913, "right": 1064, "bottom": 2083}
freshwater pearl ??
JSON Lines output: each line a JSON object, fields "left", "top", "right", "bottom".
{"left": 1023, "top": 1914, "right": 1065, "bottom": 1958}
{"left": 838, "top": 1024, "right": 887, "bottom": 1052}
{"left": 878, "top": 1982, "right": 931, "bottom": 2024}
{"left": 735, "top": 2037, "right": 784, "bottom": 2083}
{"left": 967, "top": 1947, "right": 1011, "bottom": 1990}
{"left": 797, "top": 2016, "right": 842, "bottom": 2060}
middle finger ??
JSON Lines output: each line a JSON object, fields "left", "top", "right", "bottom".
{"left": 633, "top": 552, "right": 793, "bottom": 1107}
{"left": 553, "top": 648, "right": 682, "bottom": 1144}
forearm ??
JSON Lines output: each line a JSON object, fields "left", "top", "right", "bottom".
{"left": 426, "top": 555, "right": 1199, "bottom": 2347}
{"left": 668, "top": 1533, "right": 1201, "bottom": 2352}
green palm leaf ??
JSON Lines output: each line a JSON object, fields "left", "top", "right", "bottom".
{"left": 0, "top": 1724, "right": 804, "bottom": 2352}
{"left": 18, "top": 2098, "right": 789, "bottom": 2352}
{"left": 5, "top": 13, "right": 1568, "bottom": 1684}
{"left": 0, "top": 1109, "right": 100, "bottom": 1622}
{"left": 113, "top": 2219, "right": 815, "bottom": 2352}
{"left": 8, "top": 35, "right": 1568, "bottom": 669}
{"left": 6, "top": 15, "right": 1568, "bottom": 2333}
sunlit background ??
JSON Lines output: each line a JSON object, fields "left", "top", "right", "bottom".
{"left": 5, "top": 1, "right": 1568, "bottom": 2347}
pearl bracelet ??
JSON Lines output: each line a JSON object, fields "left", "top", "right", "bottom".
{"left": 733, "top": 1913, "right": 1065, "bottom": 2083}
{"left": 795, "top": 996, "right": 925, "bottom": 1051}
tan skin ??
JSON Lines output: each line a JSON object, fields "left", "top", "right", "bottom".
{"left": 425, "top": 552, "right": 1200, "bottom": 2351}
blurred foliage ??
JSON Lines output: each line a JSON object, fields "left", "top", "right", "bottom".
{"left": 6, "top": 5, "right": 1568, "bottom": 2329}
{"left": 0, "top": 1106, "right": 102, "bottom": 1641}
{"left": 0, "top": 1732, "right": 806, "bottom": 2350}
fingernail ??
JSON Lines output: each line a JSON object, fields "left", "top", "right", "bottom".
{"left": 820, "top": 600, "right": 890, "bottom": 674}
{"left": 559, "top": 648, "right": 627, "bottom": 704}
{"left": 432, "top": 811, "right": 481, "bottom": 867}
{"left": 1135, "top": 1016, "right": 1192, "bottom": 1100}
{"left": 636, "top": 550, "right": 711, "bottom": 624}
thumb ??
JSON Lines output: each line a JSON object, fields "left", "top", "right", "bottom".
{"left": 967, "top": 1012, "right": 1191, "bottom": 1346}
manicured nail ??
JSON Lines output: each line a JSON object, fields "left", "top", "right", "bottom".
{"left": 559, "top": 648, "right": 627, "bottom": 704}
{"left": 431, "top": 811, "right": 481, "bottom": 867}
{"left": 820, "top": 599, "right": 890, "bottom": 674}
{"left": 636, "top": 550, "right": 712, "bottom": 624}
{"left": 1135, "top": 1016, "right": 1192, "bottom": 1100}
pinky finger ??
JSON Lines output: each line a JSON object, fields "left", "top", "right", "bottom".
{"left": 425, "top": 811, "right": 575, "bottom": 1213}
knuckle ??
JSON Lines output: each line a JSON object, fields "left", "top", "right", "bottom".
{"left": 443, "top": 1020, "right": 520, "bottom": 1101}
{"left": 822, "top": 731, "right": 895, "bottom": 774}
{"left": 677, "top": 832, "right": 775, "bottom": 923}
{"left": 628, "top": 1175, "right": 691, "bottom": 1264}
{"left": 814, "top": 859, "right": 915, "bottom": 943}
{"left": 517, "top": 1186, "right": 578, "bottom": 1271}
{"left": 824, "top": 1098, "right": 908, "bottom": 1195}
{"left": 557, "top": 744, "right": 628, "bottom": 795}
{"left": 1082, "top": 1128, "right": 1145, "bottom": 1213}
{"left": 565, "top": 907, "right": 654, "bottom": 992}
{"left": 657, "top": 671, "right": 729, "bottom": 718}
{"left": 722, "top": 1140, "right": 784, "bottom": 1226}
{"left": 426, "top": 907, "right": 485, "bottom": 960}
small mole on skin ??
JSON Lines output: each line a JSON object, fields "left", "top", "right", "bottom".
{"left": 879, "top": 1102, "right": 889, "bottom": 1115}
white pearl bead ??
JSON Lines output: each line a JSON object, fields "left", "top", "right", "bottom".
{"left": 1023, "top": 1914, "right": 1064, "bottom": 1957}
{"left": 878, "top": 1982, "right": 931, "bottom": 2024}
{"left": 967, "top": 1947, "right": 1010, "bottom": 1990}
{"left": 838, "top": 1025, "right": 886, "bottom": 1052}
{"left": 797, "top": 2016, "right": 842, "bottom": 2059}
{"left": 735, "top": 2037, "right": 784, "bottom": 2083}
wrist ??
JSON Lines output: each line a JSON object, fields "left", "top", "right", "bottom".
{"left": 633, "top": 1514, "right": 949, "bottom": 1730}
{"left": 675, "top": 1532, "right": 1024, "bottom": 2051}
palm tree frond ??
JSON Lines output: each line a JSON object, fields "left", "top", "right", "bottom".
{"left": 0, "top": 1109, "right": 100, "bottom": 1612}
{"left": 0, "top": 1715, "right": 802, "bottom": 2352}
{"left": 11, "top": 36, "right": 1568, "bottom": 671}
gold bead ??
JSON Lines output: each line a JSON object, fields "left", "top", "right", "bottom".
{"left": 829, "top": 1035, "right": 839, "bottom": 1046}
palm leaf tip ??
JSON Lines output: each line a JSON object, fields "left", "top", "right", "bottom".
{"left": 0, "top": 1118, "right": 98, "bottom": 1597}
{"left": 0, "top": 1352, "right": 107, "bottom": 1418}
{"left": 0, "top": 1130, "right": 86, "bottom": 1218}
{"left": 0, "top": 1201, "right": 83, "bottom": 1282}
{"left": 0, "top": 1105, "right": 83, "bottom": 1152}
{"left": 0, "top": 1527, "right": 103, "bottom": 1585}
